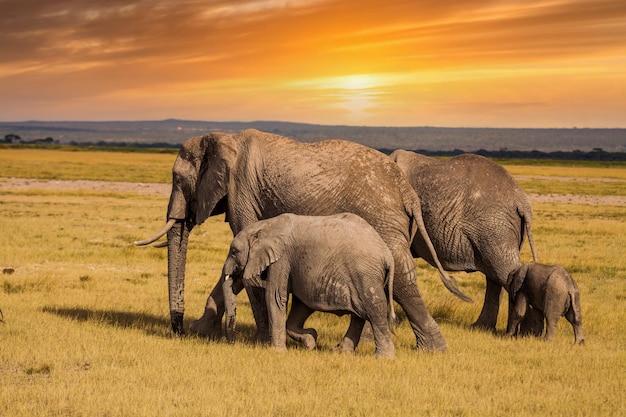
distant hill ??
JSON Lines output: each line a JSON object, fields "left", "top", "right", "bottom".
{"left": 1, "top": 119, "right": 625, "bottom": 153}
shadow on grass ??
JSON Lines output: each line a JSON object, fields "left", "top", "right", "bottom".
{"left": 41, "top": 305, "right": 258, "bottom": 342}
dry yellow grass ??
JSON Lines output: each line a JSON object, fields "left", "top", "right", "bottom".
{"left": 0, "top": 149, "right": 625, "bottom": 416}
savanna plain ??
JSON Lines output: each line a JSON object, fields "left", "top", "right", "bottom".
{"left": 0, "top": 148, "right": 624, "bottom": 417}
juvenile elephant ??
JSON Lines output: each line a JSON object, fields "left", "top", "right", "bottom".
{"left": 135, "top": 129, "right": 469, "bottom": 352}
{"left": 389, "top": 151, "right": 538, "bottom": 331}
{"left": 506, "top": 262, "right": 585, "bottom": 344}
{"left": 222, "top": 213, "right": 397, "bottom": 359}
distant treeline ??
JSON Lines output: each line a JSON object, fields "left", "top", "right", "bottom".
{"left": 4, "top": 132, "right": 626, "bottom": 161}
{"left": 8, "top": 137, "right": 624, "bottom": 161}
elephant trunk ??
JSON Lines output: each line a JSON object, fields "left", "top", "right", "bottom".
{"left": 223, "top": 274, "right": 237, "bottom": 343}
{"left": 167, "top": 220, "right": 193, "bottom": 335}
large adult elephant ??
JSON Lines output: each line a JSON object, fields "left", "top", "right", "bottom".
{"left": 135, "top": 129, "right": 469, "bottom": 351}
{"left": 389, "top": 150, "right": 538, "bottom": 331}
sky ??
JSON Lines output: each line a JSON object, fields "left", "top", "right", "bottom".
{"left": 1, "top": 0, "right": 625, "bottom": 127}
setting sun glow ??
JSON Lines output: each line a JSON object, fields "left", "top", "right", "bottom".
{"left": 1, "top": 0, "right": 625, "bottom": 127}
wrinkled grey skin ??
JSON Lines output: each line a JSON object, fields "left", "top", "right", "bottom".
{"left": 136, "top": 129, "right": 469, "bottom": 351}
{"left": 506, "top": 262, "right": 584, "bottom": 344}
{"left": 223, "top": 213, "right": 396, "bottom": 359}
{"left": 389, "top": 151, "right": 538, "bottom": 332}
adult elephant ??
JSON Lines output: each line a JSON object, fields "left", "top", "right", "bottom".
{"left": 389, "top": 150, "right": 538, "bottom": 332}
{"left": 135, "top": 129, "right": 469, "bottom": 351}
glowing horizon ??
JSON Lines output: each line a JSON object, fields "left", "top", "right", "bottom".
{"left": 1, "top": 0, "right": 625, "bottom": 127}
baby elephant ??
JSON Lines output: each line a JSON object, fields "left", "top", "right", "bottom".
{"left": 222, "top": 213, "right": 396, "bottom": 359}
{"left": 506, "top": 262, "right": 584, "bottom": 344}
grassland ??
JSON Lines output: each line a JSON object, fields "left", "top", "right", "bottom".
{"left": 0, "top": 148, "right": 625, "bottom": 416}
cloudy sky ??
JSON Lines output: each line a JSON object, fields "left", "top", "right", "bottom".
{"left": 1, "top": 0, "right": 625, "bottom": 127}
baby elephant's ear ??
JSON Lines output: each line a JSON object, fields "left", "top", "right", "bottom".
{"left": 508, "top": 263, "right": 530, "bottom": 295}
{"left": 243, "top": 231, "right": 286, "bottom": 281}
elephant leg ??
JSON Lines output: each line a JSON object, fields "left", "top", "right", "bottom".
{"left": 472, "top": 278, "right": 502, "bottom": 332}
{"left": 286, "top": 297, "right": 317, "bottom": 350}
{"left": 189, "top": 273, "right": 233, "bottom": 340}
{"left": 506, "top": 294, "right": 527, "bottom": 337}
{"left": 265, "top": 275, "right": 288, "bottom": 351}
{"left": 369, "top": 313, "right": 395, "bottom": 359}
{"left": 393, "top": 247, "right": 447, "bottom": 352}
{"left": 247, "top": 284, "right": 271, "bottom": 344}
{"left": 543, "top": 314, "right": 560, "bottom": 342}
{"left": 333, "top": 314, "right": 366, "bottom": 354}
{"left": 518, "top": 306, "right": 544, "bottom": 337}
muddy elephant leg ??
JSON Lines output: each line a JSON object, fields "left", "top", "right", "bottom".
{"left": 393, "top": 246, "right": 447, "bottom": 352}
{"left": 286, "top": 297, "right": 317, "bottom": 349}
{"left": 394, "top": 280, "right": 447, "bottom": 351}
{"left": 370, "top": 318, "right": 395, "bottom": 359}
{"left": 472, "top": 278, "right": 502, "bottom": 331}
{"left": 333, "top": 315, "right": 366, "bottom": 354}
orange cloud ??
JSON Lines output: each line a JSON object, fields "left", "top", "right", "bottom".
{"left": 0, "top": 0, "right": 625, "bottom": 126}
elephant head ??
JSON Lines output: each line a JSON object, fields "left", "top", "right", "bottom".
{"left": 135, "top": 132, "right": 237, "bottom": 334}
{"left": 222, "top": 216, "right": 291, "bottom": 342}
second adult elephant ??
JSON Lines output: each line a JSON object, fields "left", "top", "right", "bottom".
{"left": 136, "top": 129, "right": 469, "bottom": 351}
{"left": 390, "top": 151, "right": 538, "bottom": 331}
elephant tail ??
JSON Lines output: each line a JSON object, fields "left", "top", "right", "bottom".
{"left": 569, "top": 287, "right": 585, "bottom": 345}
{"left": 385, "top": 258, "right": 397, "bottom": 334}
{"left": 569, "top": 287, "right": 583, "bottom": 326}
{"left": 410, "top": 206, "right": 472, "bottom": 302}
{"left": 518, "top": 202, "right": 538, "bottom": 262}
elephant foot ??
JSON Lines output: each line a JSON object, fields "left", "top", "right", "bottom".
{"left": 375, "top": 348, "right": 395, "bottom": 360}
{"left": 189, "top": 308, "right": 223, "bottom": 340}
{"left": 301, "top": 330, "right": 318, "bottom": 350}
{"left": 416, "top": 335, "right": 448, "bottom": 353}
{"left": 286, "top": 327, "right": 318, "bottom": 350}
{"left": 332, "top": 337, "right": 357, "bottom": 354}
{"left": 414, "top": 319, "right": 448, "bottom": 353}
{"left": 470, "top": 320, "right": 497, "bottom": 333}
{"left": 254, "top": 329, "right": 271, "bottom": 345}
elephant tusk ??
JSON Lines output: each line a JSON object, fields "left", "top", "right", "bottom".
{"left": 134, "top": 219, "right": 177, "bottom": 246}
{"left": 152, "top": 241, "right": 168, "bottom": 249}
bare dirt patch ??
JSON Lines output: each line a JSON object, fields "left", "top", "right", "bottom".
{"left": 0, "top": 178, "right": 170, "bottom": 196}
{"left": 1, "top": 177, "right": 625, "bottom": 206}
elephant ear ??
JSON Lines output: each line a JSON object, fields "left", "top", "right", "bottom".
{"left": 242, "top": 218, "right": 291, "bottom": 281}
{"left": 195, "top": 133, "right": 239, "bottom": 225}
{"left": 508, "top": 263, "right": 530, "bottom": 296}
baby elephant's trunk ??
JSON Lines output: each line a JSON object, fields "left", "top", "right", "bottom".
{"left": 223, "top": 275, "right": 237, "bottom": 343}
